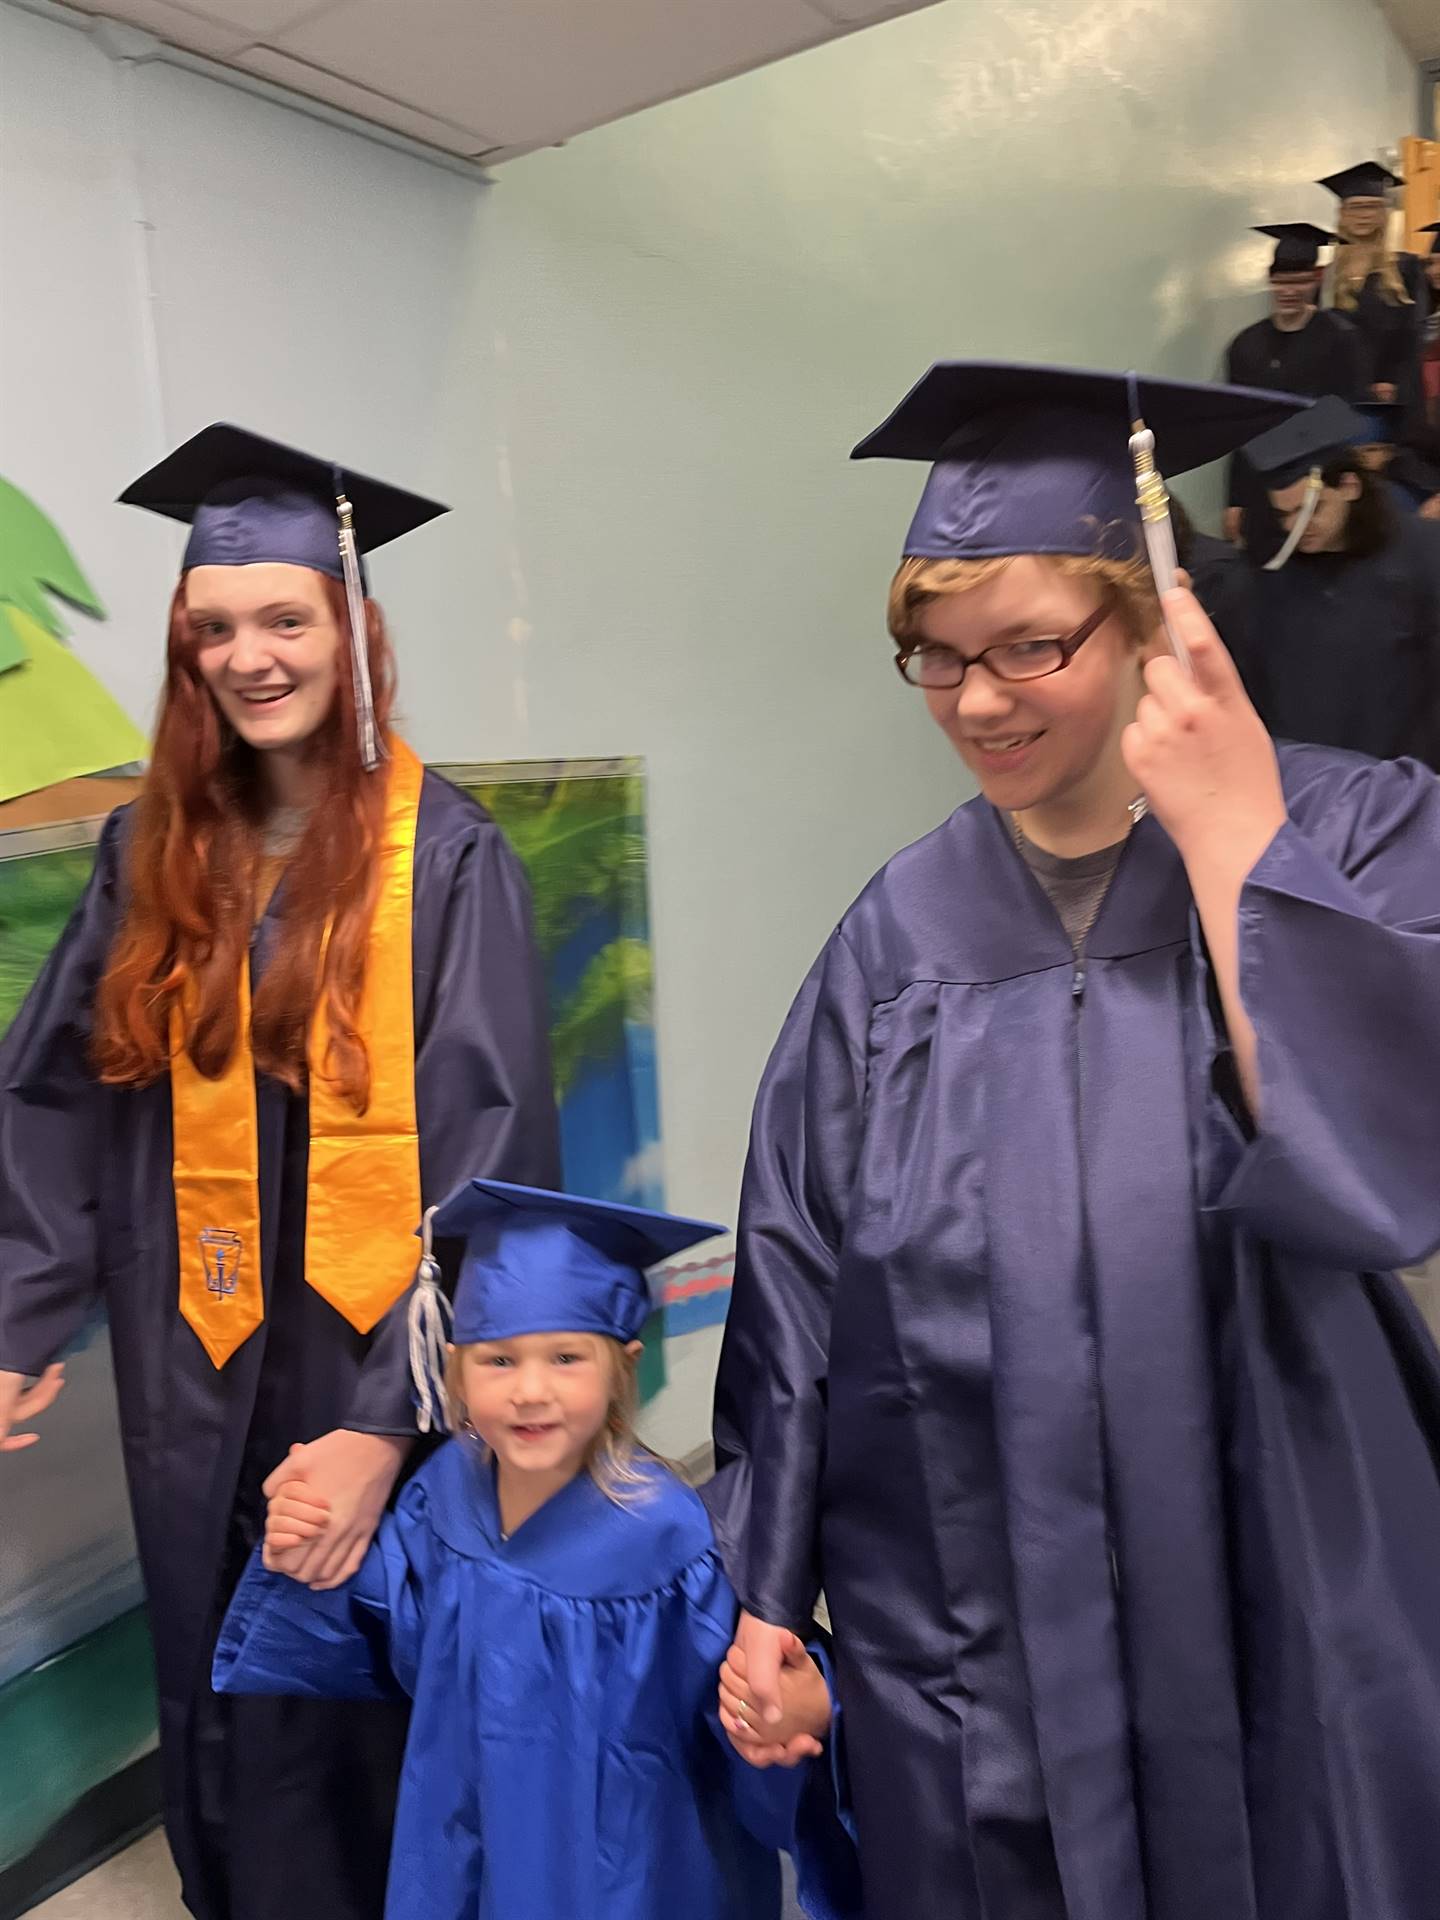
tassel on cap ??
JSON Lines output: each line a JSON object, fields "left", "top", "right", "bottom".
{"left": 1126, "top": 371, "right": 1193, "bottom": 677}
{"left": 335, "top": 468, "right": 383, "bottom": 773}
{"left": 1263, "top": 470, "right": 1323, "bottom": 571}
{"left": 408, "top": 1205, "right": 454, "bottom": 1435}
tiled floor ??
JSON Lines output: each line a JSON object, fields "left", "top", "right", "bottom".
{"left": 27, "top": 1831, "right": 184, "bottom": 1920}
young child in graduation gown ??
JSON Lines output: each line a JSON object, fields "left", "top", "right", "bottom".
{"left": 213, "top": 1181, "right": 856, "bottom": 1920}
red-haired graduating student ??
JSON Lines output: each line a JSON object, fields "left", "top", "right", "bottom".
{"left": 0, "top": 426, "right": 560, "bottom": 1920}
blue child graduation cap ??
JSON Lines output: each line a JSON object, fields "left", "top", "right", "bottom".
{"left": 408, "top": 1180, "right": 725, "bottom": 1431}
{"left": 119, "top": 423, "right": 447, "bottom": 770}
{"left": 851, "top": 363, "right": 1306, "bottom": 670}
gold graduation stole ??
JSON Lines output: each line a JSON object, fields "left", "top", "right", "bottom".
{"left": 171, "top": 738, "right": 425, "bottom": 1368}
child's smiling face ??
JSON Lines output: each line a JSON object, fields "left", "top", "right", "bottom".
{"left": 456, "top": 1330, "right": 617, "bottom": 1482}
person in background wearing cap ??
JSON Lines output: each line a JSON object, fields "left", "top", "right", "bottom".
{"left": 1322, "top": 161, "right": 1428, "bottom": 418}
{"left": 1232, "top": 392, "right": 1440, "bottom": 771}
{"left": 1220, "top": 224, "right": 1366, "bottom": 554}
{"left": 213, "top": 1181, "right": 858, "bottom": 1920}
{"left": 0, "top": 428, "right": 560, "bottom": 1920}
{"left": 706, "top": 363, "right": 1440, "bottom": 1919}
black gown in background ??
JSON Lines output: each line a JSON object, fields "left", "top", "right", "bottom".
{"left": 0, "top": 771, "right": 561, "bottom": 1920}
{"left": 1333, "top": 249, "right": 1430, "bottom": 420}
{"left": 1223, "top": 312, "right": 1366, "bottom": 558}
{"left": 1229, "top": 516, "right": 1440, "bottom": 771}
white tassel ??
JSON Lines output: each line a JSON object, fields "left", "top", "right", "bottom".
{"left": 1128, "top": 413, "right": 1194, "bottom": 678}
{"left": 1263, "top": 470, "right": 1322, "bottom": 572}
{"left": 335, "top": 486, "right": 382, "bottom": 773}
{"left": 408, "top": 1206, "right": 454, "bottom": 1435}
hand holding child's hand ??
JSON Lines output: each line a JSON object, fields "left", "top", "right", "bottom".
{"left": 718, "top": 1634, "right": 830, "bottom": 1769}
{"left": 260, "top": 1430, "right": 412, "bottom": 1589}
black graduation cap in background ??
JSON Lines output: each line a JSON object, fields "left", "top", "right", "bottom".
{"left": 1316, "top": 161, "right": 1403, "bottom": 201}
{"left": 1422, "top": 221, "right": 1440, "bottom": 252}
{"left": 119, "top": 423, "right": 448, "bottom": 581}
{"left": 1241, "top": 394, "right": 1373, "bottom": 488}
{"left": 1253, "top": 222, "right": 1335, "bottom": 274}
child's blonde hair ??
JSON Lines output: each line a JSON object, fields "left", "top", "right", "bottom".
{"left": 445, "top": 1334, "right": 663, "bottom": 1506}
{"left": 887, "top": 547, "right": 1162, "bottom": 653}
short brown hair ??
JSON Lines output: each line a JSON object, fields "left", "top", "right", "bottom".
{"left": 887, "top": 548, "right": 1161, "bottom": 652}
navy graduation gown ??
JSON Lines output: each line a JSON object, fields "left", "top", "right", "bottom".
{"left": 0, "top": 772, "right": 560, "bottom": 1920}
{"left": 215, "top": 1443, "right": 853, "bottom": 1920}
{"left": 1227, "top": 519, "right": 1440, "bottom": 771}
{"left": 705, "top": 746, "right": 1440, "bottom": 1920}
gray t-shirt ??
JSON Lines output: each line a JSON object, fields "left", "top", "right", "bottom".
{"left": 1014, "top": 831, "right": 1126, "bottom": 954}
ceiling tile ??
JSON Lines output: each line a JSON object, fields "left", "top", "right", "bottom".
{"left": 270, "top": 0, "right": 830, "bottom": 150}
{"left": 804, "top": 0, "right": 935, "bottom": 22}
{"left": 171, "top": 0, "right": 346, "bottom": 36}
{"left": 64, "top": 0, "right": 257, "bottom": 59}
{"left": 238, "top": 45, "right": 495, "bottom": 153}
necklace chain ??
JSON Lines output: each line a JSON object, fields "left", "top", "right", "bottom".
{"left": 1009, "top": 797, "right": 1148, "bottom": 953}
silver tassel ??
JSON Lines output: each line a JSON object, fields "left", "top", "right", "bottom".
{"left": 407, "top": 1206, "right": 454, "bottom": 1436}
{"left": 1126, "top": 376, "right": 1193, "bottom": 678}
{"left": 336, "top": 487, "right": 382, "bottom": 772}
{"left": 1263, "top": 470, "right": 1322, "bottom": 572}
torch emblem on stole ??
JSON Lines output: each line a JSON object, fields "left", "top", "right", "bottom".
{"left": 199, "top": 1228, "right": 244, "bottom": 1299}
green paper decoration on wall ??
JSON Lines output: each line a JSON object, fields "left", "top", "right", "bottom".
{"left": 0, "top": 476, "right": 147, "bottom": 803}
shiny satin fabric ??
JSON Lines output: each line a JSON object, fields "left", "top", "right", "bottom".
{"left": 705, "top": 745, "right": 1440, "bottom": 1920}
{"left": 214, "top": 1443, "right": 855, "bottom": 1920}
{"left": 306, "top": 737, "right": 425, "bottom": 1338}
{"left": 0, "top": 772, "right": 561, "bottom": 1920}
{"left": 170, "top": 736, "right": 426, "bottom": 1366}
{"left": 171, "top": 964, "right": 265, "bottom": 1367}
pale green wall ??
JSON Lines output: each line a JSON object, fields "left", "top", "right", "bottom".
{"left": 0, "top": 0, "right": 1418, "bottom": 1233}
{"left": 483, "top": 0, "right": 1418, "bottom": 1214}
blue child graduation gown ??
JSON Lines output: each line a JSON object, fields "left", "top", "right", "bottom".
{"left": 214, "top": 1440, "right": 852, "bottom": 1920}
{"left": 705, "top": 744, "right": 1440, "bottom": 1920}
{"left": 0, "top": 775, "right": 560, "bottom": 1920}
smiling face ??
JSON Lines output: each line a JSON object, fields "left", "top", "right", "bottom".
{"left": 186, "top": 563, "right": 341, "bottom": 757}
{"left": 455, "top": 1331, "right": 621, "bottom": 1486}
{"left": 910, "top": 555, "right": 1155, "bottom": 819}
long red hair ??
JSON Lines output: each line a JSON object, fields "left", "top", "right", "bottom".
{"left": 92, "top": 573, "right": 397, "bottom": 1110}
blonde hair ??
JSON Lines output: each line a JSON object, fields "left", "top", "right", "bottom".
{"left": 446, "top": 1334, "right": 665, "bottom": 1507}
{"left": 1333, "top": 229, "right": 1413, "bottom": 311}
{"left": 887, "top": 548, "right": 1161, "bottom": 652}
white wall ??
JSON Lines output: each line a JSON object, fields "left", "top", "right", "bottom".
{"left": 0, "top": 0, "right": 1419, "bottom": 1227}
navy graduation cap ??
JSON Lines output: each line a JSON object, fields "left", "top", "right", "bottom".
{"left": 851, "top": 363, "right": 1305, "bottom": 565}
{"left": 1240, "top": 394, "right": 1374, "bottom": 571}
{"left": 1242, "top": 394, "right": 1375, "bottom": 489}
{"left": 1422, "top": 222, "right": 1440, "bottom": 252}
{"left": 1317, "top": 161, "right": 1402, "bottom": 201}
{"left": 408, "top": 1181, "right": 725, "bottom": 1429}
{"left": 1253, "top": 222, "right": 1335, "bottom": 274}
{"left": 120, "top": 424, "right": 447, "bottom": 769}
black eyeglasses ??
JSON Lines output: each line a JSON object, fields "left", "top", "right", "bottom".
{"left": 894, "top": 604, "right": 1109, "bottom": 691}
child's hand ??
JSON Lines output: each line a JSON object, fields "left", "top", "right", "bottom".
{"left": 718, "top": 1634, "right": 830, "bottom": 1769}
{"left": 263, "top": 1473, "right": 333, "bottom": 1576}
